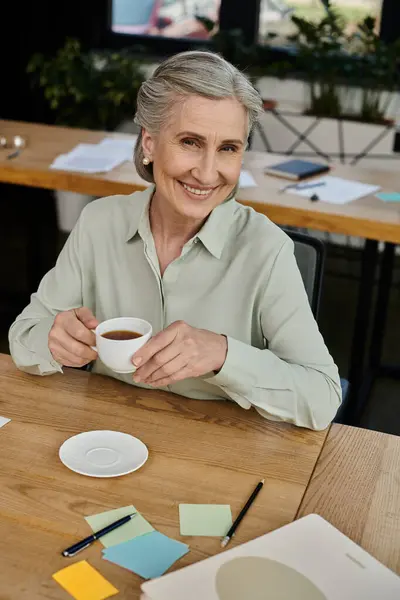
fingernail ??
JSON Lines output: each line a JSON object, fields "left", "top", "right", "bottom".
{"left": 132, "top": 357, "right": 142, "bottom": 367}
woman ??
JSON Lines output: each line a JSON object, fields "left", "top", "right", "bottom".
{"left": 9, "top": 51, "right": 341, "bottom": 430}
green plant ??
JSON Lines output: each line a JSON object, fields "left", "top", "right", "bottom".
{"left": 288, "top": 1, "right": 349, "bottom": 119}
{"left": 27, "top": 39, "right": 145, "bottom": 131}
{"left": 348, "top": 16, "right": 400, "bottom": 123}
{"left": 287, "top": 2, "right": 400, "bottom": 123}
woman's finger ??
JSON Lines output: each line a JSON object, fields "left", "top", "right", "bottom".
{"left": 142, "top": 354, "right": 189, "bottom": 385}
{"left": 64, "top": 312, "right": 97, "bottom": 346}
{"left": 50, "top": 345, "right": 88, "bottom": 367}
{"left": 50, "top": 327, "right": 97, "bottom": 362}
{"left": 149, "top": 365, "right": 194, "bottom": 388}
{"left": 133, "top": 342, "right": 181, "bottom": 382}
{"left": 132, "top": 321, "right": 183, "bottom": 368}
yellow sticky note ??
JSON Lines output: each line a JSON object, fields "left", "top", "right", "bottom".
{"left": 52, "top": 560, "right": 118, "bottom": 600}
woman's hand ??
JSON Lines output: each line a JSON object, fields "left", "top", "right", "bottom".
{"left": 48, "top": 307, "right": 99, "bottom": 367}
{"left": 132, "top": 321, "right": 228, "bottom": 387}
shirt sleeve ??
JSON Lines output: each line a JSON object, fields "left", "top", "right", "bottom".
{"left": 8, "top": 208, "right": 87, "bottom": 376}
{"left": 205, "top": 239, "right": 342, "bottom": 430}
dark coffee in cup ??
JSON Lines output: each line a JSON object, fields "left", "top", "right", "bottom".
{"left": 101, "top": 330, "right": 142, "bottom": 341}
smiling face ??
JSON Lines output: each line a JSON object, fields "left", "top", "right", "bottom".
{"left": 141, "top": 95, "right": 248, "bottom": 222}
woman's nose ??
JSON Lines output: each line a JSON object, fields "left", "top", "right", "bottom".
{"left": 192, "top": 151, "right": 219, "bottom": 185}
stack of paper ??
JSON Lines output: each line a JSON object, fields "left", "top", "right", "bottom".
{"left": 141, "top": 514, "right": 400, "bottom": 600}
{"left": 290, "top": 175, "right": 380, "bottom": 205}
{"left": 50, "top": 136, "right": 137, "bottom": 173}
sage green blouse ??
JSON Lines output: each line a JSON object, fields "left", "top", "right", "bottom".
{"left": 9, "top": 187, "right": 341, "bottom": 430}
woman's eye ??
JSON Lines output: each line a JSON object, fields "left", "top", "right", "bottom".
{"left": 182, "top": 139, "right": 199, "bottom": 148}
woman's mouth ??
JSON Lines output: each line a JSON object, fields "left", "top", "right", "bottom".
{"left": 178, "top": 180, "right": 216, "bottom": 199}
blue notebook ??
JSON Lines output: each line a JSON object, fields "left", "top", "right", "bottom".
{"left": 264, "top": 159, "right": 330, "bottom": 181}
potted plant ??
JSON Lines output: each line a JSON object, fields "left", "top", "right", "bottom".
{"left": 348, "top": 16, "right": 400, "bottom": 125}
{"left": 289, "top": 3, "right": 347, "bottom": 120}
{"left": 256, "top": 1, "right": 400, "bottom": 167}
{"left": 27, "top": 38, "right": 145, "bottom": 231}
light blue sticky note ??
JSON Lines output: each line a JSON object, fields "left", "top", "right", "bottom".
{"left": 376, "top": 192, "right": 400, "bottom": 202}
{"left": 102, "top": 531, "right": 189, "bottom": 579}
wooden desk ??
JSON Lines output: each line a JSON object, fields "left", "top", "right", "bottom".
{"left": 1, "top": 119, "right": 400, "bottom": 244}
{"left": 297, "top": 423, "right": 400, "bottom": 575}
{"left": 0, "top": 354, "right": 328, "bottom": 599}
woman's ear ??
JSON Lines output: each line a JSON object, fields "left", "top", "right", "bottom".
{"left": 141, "top": 128, "right": 155, "bottom": 160}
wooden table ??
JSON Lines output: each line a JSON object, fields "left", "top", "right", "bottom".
{"left": 1, "top": 118, "right": 399, "bottom": 421}
{"left": 0, "top": 354, "right": 329, "bottom": 599}
{"left": 1, "top": 119, "right": 400, "bottom": 244}
{"left": 297, "top": 423, "right": 400, "bottom": 575}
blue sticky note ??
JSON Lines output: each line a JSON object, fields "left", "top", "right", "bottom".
{"left": 376, "top": 192, "right": 400, "bottom": 202}
{"left": 102, "top": 531, "right": 189, "bottom": 580}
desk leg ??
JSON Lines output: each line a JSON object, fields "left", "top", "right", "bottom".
{"left": 344, "top": 239, "right": 379, "bottom": 424}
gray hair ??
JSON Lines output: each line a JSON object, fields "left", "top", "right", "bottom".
{"left": 133, "top": 50, "right": 263, "bottom": 183}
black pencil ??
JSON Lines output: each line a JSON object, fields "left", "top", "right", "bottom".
{"left": 221, "top": 479, "right": 265, "bottom": 548}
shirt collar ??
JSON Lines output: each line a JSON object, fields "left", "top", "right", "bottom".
{"left": 124, "top": 186, "right": 154, "bottom": 243}
{"left": 125, "top": 186, "right": 238, "bottom": 259}
{"left": 195, "top": 199, "right": 237, "bottom": 259}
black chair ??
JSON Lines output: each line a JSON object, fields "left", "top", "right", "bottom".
{"left": 282, "top": 228, "right": 349, "bottom": 424}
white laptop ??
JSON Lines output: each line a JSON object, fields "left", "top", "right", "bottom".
{"left": 141, "top": 514, "right": 400, "bottom": 600}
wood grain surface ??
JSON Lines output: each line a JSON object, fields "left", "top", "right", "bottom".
{"left": 1, "top": 119, "right": 400, "bottom": 243}
{"left": 297, "top": 423, "right": 400, "bottom": 575}
{"left": 0, "top": 354, "right": 328, "bottom": 599}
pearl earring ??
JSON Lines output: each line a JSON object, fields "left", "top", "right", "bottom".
{"left": 143, "top": 157, "right": 150, "bottom": 165}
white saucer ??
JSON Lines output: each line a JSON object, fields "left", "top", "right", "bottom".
{"left": 59, "top": 430, "right": 148, "bottom": 478}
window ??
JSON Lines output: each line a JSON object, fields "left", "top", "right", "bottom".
{"left": 258, "top": 0, "right": 383, "bottom": 45}
{"left": 111, "top": 0, "right": 220, "bottom": 40}
{"left": 105, "top": 1, "right": 392, "bottom": 55}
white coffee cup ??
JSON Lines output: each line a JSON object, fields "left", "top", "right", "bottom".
{"left": 92, "top": 317, "right": 152, "bottom": 373}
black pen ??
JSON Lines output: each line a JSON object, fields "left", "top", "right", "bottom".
{"left": 62, "top": 513, "right": 136, "bottom": 557}
{"left": 279, "top": 181, "right": 326, "bottom": 194}
{"left": 221, "top": 479, "right": 265, "bottom": 548}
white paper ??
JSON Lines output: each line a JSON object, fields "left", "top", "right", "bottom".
{"left": 0, "top": 416, "right": 10, "bottom": 428}
{"left": 51, "top": 154, "right": 125, "bottom": 173}
{"left": 49, "top": 137, "right": 137, "bottom": 173}
{"left": 99, "top": 136, "right": 137, "bottom": 157}
{"left": 290, "top": 176, "right": 380, "bottom": 205}
{"left": 239, "top": 170, "right": 257, "bottom": 188}
{"left": 141, "top": 514, "right": 400, "bottom": 600}
{"left": 68, "top": 140, "right": 135, "bottom": 159}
